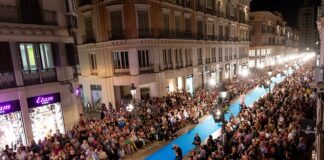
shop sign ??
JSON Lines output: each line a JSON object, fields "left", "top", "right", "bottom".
{"left": 0, "top": 100, "right": 21, "bottom": 115}
{"left": 27, "top": 93, "right": 61, "bottom": 108}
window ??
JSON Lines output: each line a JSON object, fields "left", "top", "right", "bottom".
{"left": 175, "top": 15, "right": 181, "bottom": 33}
{"left": 218, "top": 48, "right": 222, "bottom": 62}
{"left": 0, "top": 42, "right": 13, "bottom": 72}
{"left": 20, "top": 43, "right": 37, "bottom": 70}
{"left": 113, "top": 51, "right": 129, "bottom": 69}
{"left": 185, "top": 49, "right": 192, "bottom": 66}
{"left": 197, "top": 21, "right": 203, "bottom": 34}
{"left": 84, "top": 16, "right": 93, "bottom": 37}
{"left": 163, "top": 49, "right": 172, "bottom": 68}
{"left": 197, "top": 48, "right": 202, "bottom": 65}
{"left": 19, "top": 43, "right": 55, "bottom": 70}
{"left": 110, "top": 11, "right": 123, "bottom": 38}
{"left": 163, "top": 13, "right": 170, "bottom": 34}
{"left": 39, "top": 43, "right": 54, "bottom": 69}
{"left": 137, "top": 10, "right": 149, "bottom": 36}
{"left": 211, "top": 48, "right": 216, "bottom": 62}
{"left": 175, "top": 49, "right": 183, "bottom": 67}
{"left": 89, "top": 54, "right": 97, "bottom": 71}
{"left": 185, "top": 17, "right": 191, "bottom": 32}
{"left": 219, "top": 25, "right": 223, "bottom": 37}
{"left": 206, "top": 0, "right": 213, "bottom": 8}
{"left": 138, "top": 50, "right": 150, "bottom": 67}
{"left": 229, "top": 48, "right": 232, "bottom": 60}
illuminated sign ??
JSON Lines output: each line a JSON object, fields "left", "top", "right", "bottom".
{"left": 0, "top": 100, "right": 21, "bottom": 115}
{"left": 27, "top": 93, "right": 61, "bottom": 108}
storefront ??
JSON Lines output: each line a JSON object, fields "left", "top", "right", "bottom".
{"left": 27, "top": 93, "right": 64, "bottom": 141}
{"left": 0, "top": 100, "right": 26, "bottom": 151}
{"left": 185, "top": 75, "right": 194, "bottom": 95}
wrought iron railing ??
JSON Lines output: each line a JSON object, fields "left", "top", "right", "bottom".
{"left": 0, "top": 5, "right": 57, "bottom": 25}
{"left": 0, "top": 71, "right": 16, "bottom": 89}
{"left": 22, "top": 68, "right": 57, "bottom": 86}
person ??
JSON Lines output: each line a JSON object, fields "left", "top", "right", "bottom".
{"left": 192, "top": 133, "right": 201, "bottom": 147}
{"left": 172, "top": 144, "right": 183, "bottom": 160}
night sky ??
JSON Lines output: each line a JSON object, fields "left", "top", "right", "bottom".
{"left": 250, "top": 0, "right": 321, "bottom": 28}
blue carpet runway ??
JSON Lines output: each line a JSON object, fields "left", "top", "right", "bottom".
{"left": 145, "top": 72, "right": 288, "bottom": 160}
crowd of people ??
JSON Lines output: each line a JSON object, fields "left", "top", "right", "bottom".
{"left": 189, "top": 64, "right": 316, "bottom": 160}
{"left": 0, "top": 62, "right": 305, "bottom": 160}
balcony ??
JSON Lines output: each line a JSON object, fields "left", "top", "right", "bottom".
{"left": 138, "top": 28, "right": 153, "bottom": 38}
{"left": 175, "top": 62, "right": 183, "bottom": 69}
{"left": 197, "top": 33, "right": 204, "bottom": 40}
{"left": 109, "top": 30, "right": 126, "bottom": 40}
{"left": 205, "top": 58, "right": 211, "bottom": 64}
{"left": 114, "top": 68, "right": 130, "bottom": 75}
{"left": 22, "top": 68, "right": 57, "bottom": 86}
{"left": 186, "top": 61, "right": 193, "bottom": 67}
{"left": 139, "top": 65, "right": 154, "bottom": 73}
{"left": 206, "top": 8, "right": 215, "bottom": 15}
{"left": 164, "top": 63, "right": 173, "bottom": 70}
{"left": 0, "top": 5, "right": 57, "bottom": 26}
{"left": 0, "top": 71, "right": 16, "bottom": 89}
{"left": 175, "top": 31, "right": 195, "bottom": 39}
{"left": 82, "top": 34, "right": 96, "bottom": 44}
{"left": 196, "top": 4, "right": 204, "bottom": 12}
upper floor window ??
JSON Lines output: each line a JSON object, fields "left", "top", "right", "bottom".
{"left": 84, "top": 16, "right": 93, "bottom": 36}
{"left": 218, "top": 48, "right": 223, "bottom": 62}
{"left": 185, "top": 17, "right": 191, "bottom": 32}
{"left": 19, "top": 43, "right": 54, "bottom": 70}
{"left": 175, "top": 15, "right": 181, "bottom": 33}
{"left": 0, "top": 42, "right": 13, "bottom": 72}
{"left": 110, "top": 11, "right": 124, "bottom": 39}
{"left": 197, "top": 48, "right": 202, "bottom": 65}
{"left": 206, "top": 0, "right": 213, "bottom": 9}
{"left": 138, "top": 50, "right": 151, "bottom": 68}
{"left": 89, "top": 53, "right": 97, "bottom": 74}
{"left": 113, "top": 51, "right": 129, "bottom": 69}
{"left": 163, "top": 13, "right": 170, "bottom": 33}
{"left": 137, "top": 10, "right": 150, "bottom": 37}
{"left": 163, "top": 49, "right": 172, "bottom": 67}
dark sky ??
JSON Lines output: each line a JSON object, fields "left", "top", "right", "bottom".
{"left": 250, "top": 0, "right": 321, "bottom": 28}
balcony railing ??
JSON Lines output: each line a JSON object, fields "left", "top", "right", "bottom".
{"left": 196, "top": 4, "right": 204, "bottom": 12}
{"left": 164, "top": 63, "right": 173, "bottom": 70}
{"left": 206, "top": 8, "right": 215, "bottom": 15}
{"left": 82, "top": 34, "right": 96, "bottom": 44}
{"left": 138, "top": 28, "right": 153, "bottom": 38}
{"left": 139, "top": 65, "right": 154, "bottom": 73}
{"left": 205, "top": 58, "right": 211, "bottom": 63}
{"left": 0, "top": 5, "right": 57, "bottom": 25}
{"left": 197, "top": 33, "right": 204, "bottom": 40}
{"left": 22, "top": 68, "right": 57, "bottom": 86}
{"left": 0, "top": 71, "right": 16, "bottom": 89}
{"left": 109, "top": 30, "right": 126, "bottom": 40}
{"left": 186, "top": 61, "right": 193, "bottom": 67}
{"left": 175, "top": 62, "right": 183, "bottom": 69}
{"left": 114, "top": 68, "right": 130, "bottom": 75}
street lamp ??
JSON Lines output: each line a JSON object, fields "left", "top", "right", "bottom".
{"left": 130, "top": 83, "right": 137, "bottom": 99}
{"left": 219, "top": 85, "right": 227, "bottom": 99}
{"left": 126, "top": 103, "right": 134, "bottom": 112}
{"left": 267, "top": 68, "right": 272, "bottom": 77}
{"left": 209, "top": 78, "right": 216, "bottom": 87}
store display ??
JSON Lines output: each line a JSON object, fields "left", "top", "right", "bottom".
{"left": 0, "top": 100, "right": 25, "bottom": 151}
{"left": 29, "top": 102, "right": 64, "bottom": 141}
{"left": 0, "top": 112, "right": 25, "bottom": 151}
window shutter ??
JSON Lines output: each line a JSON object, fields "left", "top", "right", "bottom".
{"left": 65, "top": 43, "right": 77, "bottom": 66}
{"left": 51, "top": 43, "right": 61, "bottom": 67}
{"left": 0, "top": 42, "right": 13, "bottom": 72}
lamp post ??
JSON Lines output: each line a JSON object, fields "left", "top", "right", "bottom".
{"left": 212, "top": 84, "right": 227, "bottom": 146}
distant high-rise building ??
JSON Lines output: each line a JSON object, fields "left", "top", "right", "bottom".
{"left": 298, "top": 0, "right": 318, "bottom": 52}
